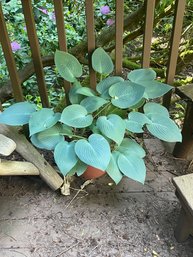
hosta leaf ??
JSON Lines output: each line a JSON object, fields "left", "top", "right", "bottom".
{"left": 75, "top": 134, "right": 111, "bottom": 170}
{"left": 0, "top": 102, "right": 36, "bottom": 126}
{"left": 55, "top": 50, "right": 82, "bottom": 82}
{"left": 76, "top": 87, "right": 96, "bottom": 97}
{"left": 141, "top": 81, "right": 173, "bottom": 99}
{"left": 117, "top": 138, "right": 146, "bottom": 158}
{"left": 92, "top": 47, "right": 114, "bottom": 74}
{"left": 80, "top": 96, "right": 108, "bottom": 113}
{"left": 144, "top": 102, "right": 170, "bottom": 117}
{"left": 118, "top": 153, "right": 146, "bottom": 184}
{"left": 129, "top": 98, "right": 146, "bottom": 109}
{"left": 30, "top": 123, "right": 64, "bottom": 150}
{"left": 96, "top": 114, "right": 126, "bottom": 145}
{"left": 128, "top": 68, "right": 156, "bottom": 82}
{"left": 68, "top": 160, "right": 88, "bottom": 176}
{"left": 96, "top": 76, "right": 124, "bottom": 99}
{"left": 146, "top": 114, "right": 182, "bottom": 142}
{"left": 60, "top": 104, "right": 93, "bottom": 128}
{"left": 109, "top": 81, "right": 145, "bottom": 109}
{"left": 125, "top": 112, "right": 151, "bottom": 133}
{"left": 29, "top": 109, "right": 60, "bottom": 136}
{"left": 69, "top": 83, "right": 85, "bottom": 104}
{"left": 106, "top": 152, "right": 123, "bottom": 184}
{"left": 54, "top": 141, "right": 78, "bottom": 176}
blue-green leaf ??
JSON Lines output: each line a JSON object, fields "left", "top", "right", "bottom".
{"left": 0, "top": 102, "right": 36, "bottom": 126}
{"left": 96, "top": 114, "right": 126, "bottom": 145}
{"left": 144, "top": 102, "right": 170, "bottom": 117}
{"left": 54, "top": 141, "right": 78, "bottom": 176}
{"left": 96, "top": 76, "right": 124, "bottom": 99}
{"left": 125, "top": 112, "right": 151, "bottom": 133}
{"left": 68, "top": 160, "right": 88, "bottom": 177}
{"left": 76, "top": 87, "right": 96, "bottom": 97}
{"left": 30, "top": 123, "right": 64, "bottom": 150}
{"left": 60, "top": 104, "right": 93, "bottom": 128}
{"left": 55, "top": 50, "right": 82, "bottom": 82}
{"left": 69, "top": 83, "right": 85, "bottom": 104}
{"left": 106, "top": 152, "right": 123, "bottom": 184}
{"left": 146, "top": 114, "right": 182, "bottom": 142}
{"left": 92, "top": 47, "right": 114, "bottom": 74}
{"left": 80, "top": 96, "right": 108, "bottom": 113}
{"left": 118, "top": 153, "right": 146, "bottom": 184}
{"left": 117, "top": 138, "right": 146, "bottom": 158}
{"left": 109, "top": 81, "right": 145, "bottom": 109}
{"left": 75, "top": 134, "right": 111, "bottom": 170}
{"left": 29, "top": 109, "right": 60, "bottom": 136}
{"left": 128, "top": 68, "right": 156, "bottom": 82}
{"left": 141, "top": 81, "right": 173, "bottom": 99}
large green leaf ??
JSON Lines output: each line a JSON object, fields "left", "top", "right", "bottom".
{"left": 30, "top": 123, "right": 64, "bottom": 150}
{"left": 96, "top": 114, "right": 126, "bottom": 145}
{"left": 146, "top": 114, "right": 182, "bottom": 142}
{"left": 96, "top": 76, "right": 124, "bottom": 99}
{"left": 60, "top": 104, "right": 93, "bottom": 128}
{"left": 55, "top": 50, "right": 82, "bottom": 82}
{"left": 0, "top": 102, "right": 36, "bottom": 126}
{"left": 106, "top": 152, "right": 123, "bottom": 184}
{"left": 141, "top": 81, "right": 173, "bottom": 99}
{"left": 29, "top": 109, "right": 61, "bottom": 136}
{"left": 54, "top": 141, "right": 78, "bottom": 176}
{"left": 144, "top": 102, "right": 170, "bottom": 117}
{"left": 118, "top": 153, "right": 146, "bottom": 184}
{"left": 109, "top": 81, "right": 145, "bottom": 109}
{"left": 92, "top": 47, "right": 114, "bottom": 74}
{"left": 69, "top": 83, "right": 85, "bottom": 104}
{"left": 117, "top": 138, "right": 146, "bottom": 158}
{"left": 76, "top": 87, "right": 96, "bottom": 97}
{"left": 128, "top": 68, "right": 156, "bottom": 82}
{"left": 80, "top": 96, "right": 108, "bottom": 113}
{"left": 125, "top": 112, "right": 151, "bottom": 133}
{"left": 75, "top": 134, "right": 111, "bottom": 170}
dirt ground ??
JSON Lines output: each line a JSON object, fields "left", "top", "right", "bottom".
{"left": 0, "top": 138, "right": 193, "bottom": 257}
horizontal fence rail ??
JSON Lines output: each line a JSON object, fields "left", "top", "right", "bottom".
{"left": 0, "top": 0, "right": 186, "bottom": 106}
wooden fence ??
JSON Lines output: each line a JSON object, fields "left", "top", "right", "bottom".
{"left": 0, "top": 0, "right": 190, "bottom": 158}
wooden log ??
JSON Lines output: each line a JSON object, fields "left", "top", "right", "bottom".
{"left": 0, "top": 160, "right": 39, "bottom": 176}
{"left": 0, "top": 124, "right": 63, "bottom": 190}
{"left": 0, "top": 134, "right": 16, "bottom": 156}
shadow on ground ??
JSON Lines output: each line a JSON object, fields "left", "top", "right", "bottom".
{"left": 0, "top": 139, "right": 192, "bottom": 257}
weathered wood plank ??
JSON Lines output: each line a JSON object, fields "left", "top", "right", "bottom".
{"left": 173, "top": 174, "right": 193, "bottom": 216}
{"left": 176, "top": 84, "right": 193, "bottom": 102}
{"left": 0, "top": 124, "right": 63, "bottom": 190}
{"left": 0, "top": 160, "right": 39, "bottom": 176}
{"left": 0, "top": 134, "right": 16, "bottom": 156}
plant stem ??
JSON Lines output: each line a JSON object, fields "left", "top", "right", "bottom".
{"left": 93, "top": 102, "right": 111, "bottom": 119}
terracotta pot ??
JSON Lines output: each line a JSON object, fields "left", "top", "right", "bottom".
{"left": 82, "top": 166, "right": 106, "bottom": 180}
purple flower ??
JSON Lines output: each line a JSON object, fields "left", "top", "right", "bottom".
{"left": 39, "top": 8, "right": 48, "bottom": 15}
{"left": 11, "top": 41, "right": 21, "bottom": 52}
{"left": 106, "top": 19, "right": 114, "bottom": 26}
{"left": 51, "top": 12, "right": 56, "bottom": 21}
{"left": 100, "top": 5, "right": 110, "bottom": 15}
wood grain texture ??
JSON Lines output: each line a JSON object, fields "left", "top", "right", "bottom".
{"left": 0, "top": 160, "right": 39, "bottom": 176}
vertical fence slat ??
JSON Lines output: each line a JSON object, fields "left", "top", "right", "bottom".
{"left": 21, "top": 0, "right": 49, "bottom": 107}
{"left": 115, "top": 0, "right": 124, "bottom": 75}
{"left": 53, "top": 0, "right": 71, "bottom": 93}
{"left": 163, "top": 0, "right": 186, "bottom": 108}
{"left": 0, "top": 4, "right": 23, "bottom": 102}
{"left": 142, "top": 0, "right": 155, "bottom": 68}
{"left": 85, "top": 0, "right": 96, "bottom": 89}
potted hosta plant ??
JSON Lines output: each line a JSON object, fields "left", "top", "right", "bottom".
{"left": 0, "top": 48, "right": 182, "bottom": 186}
